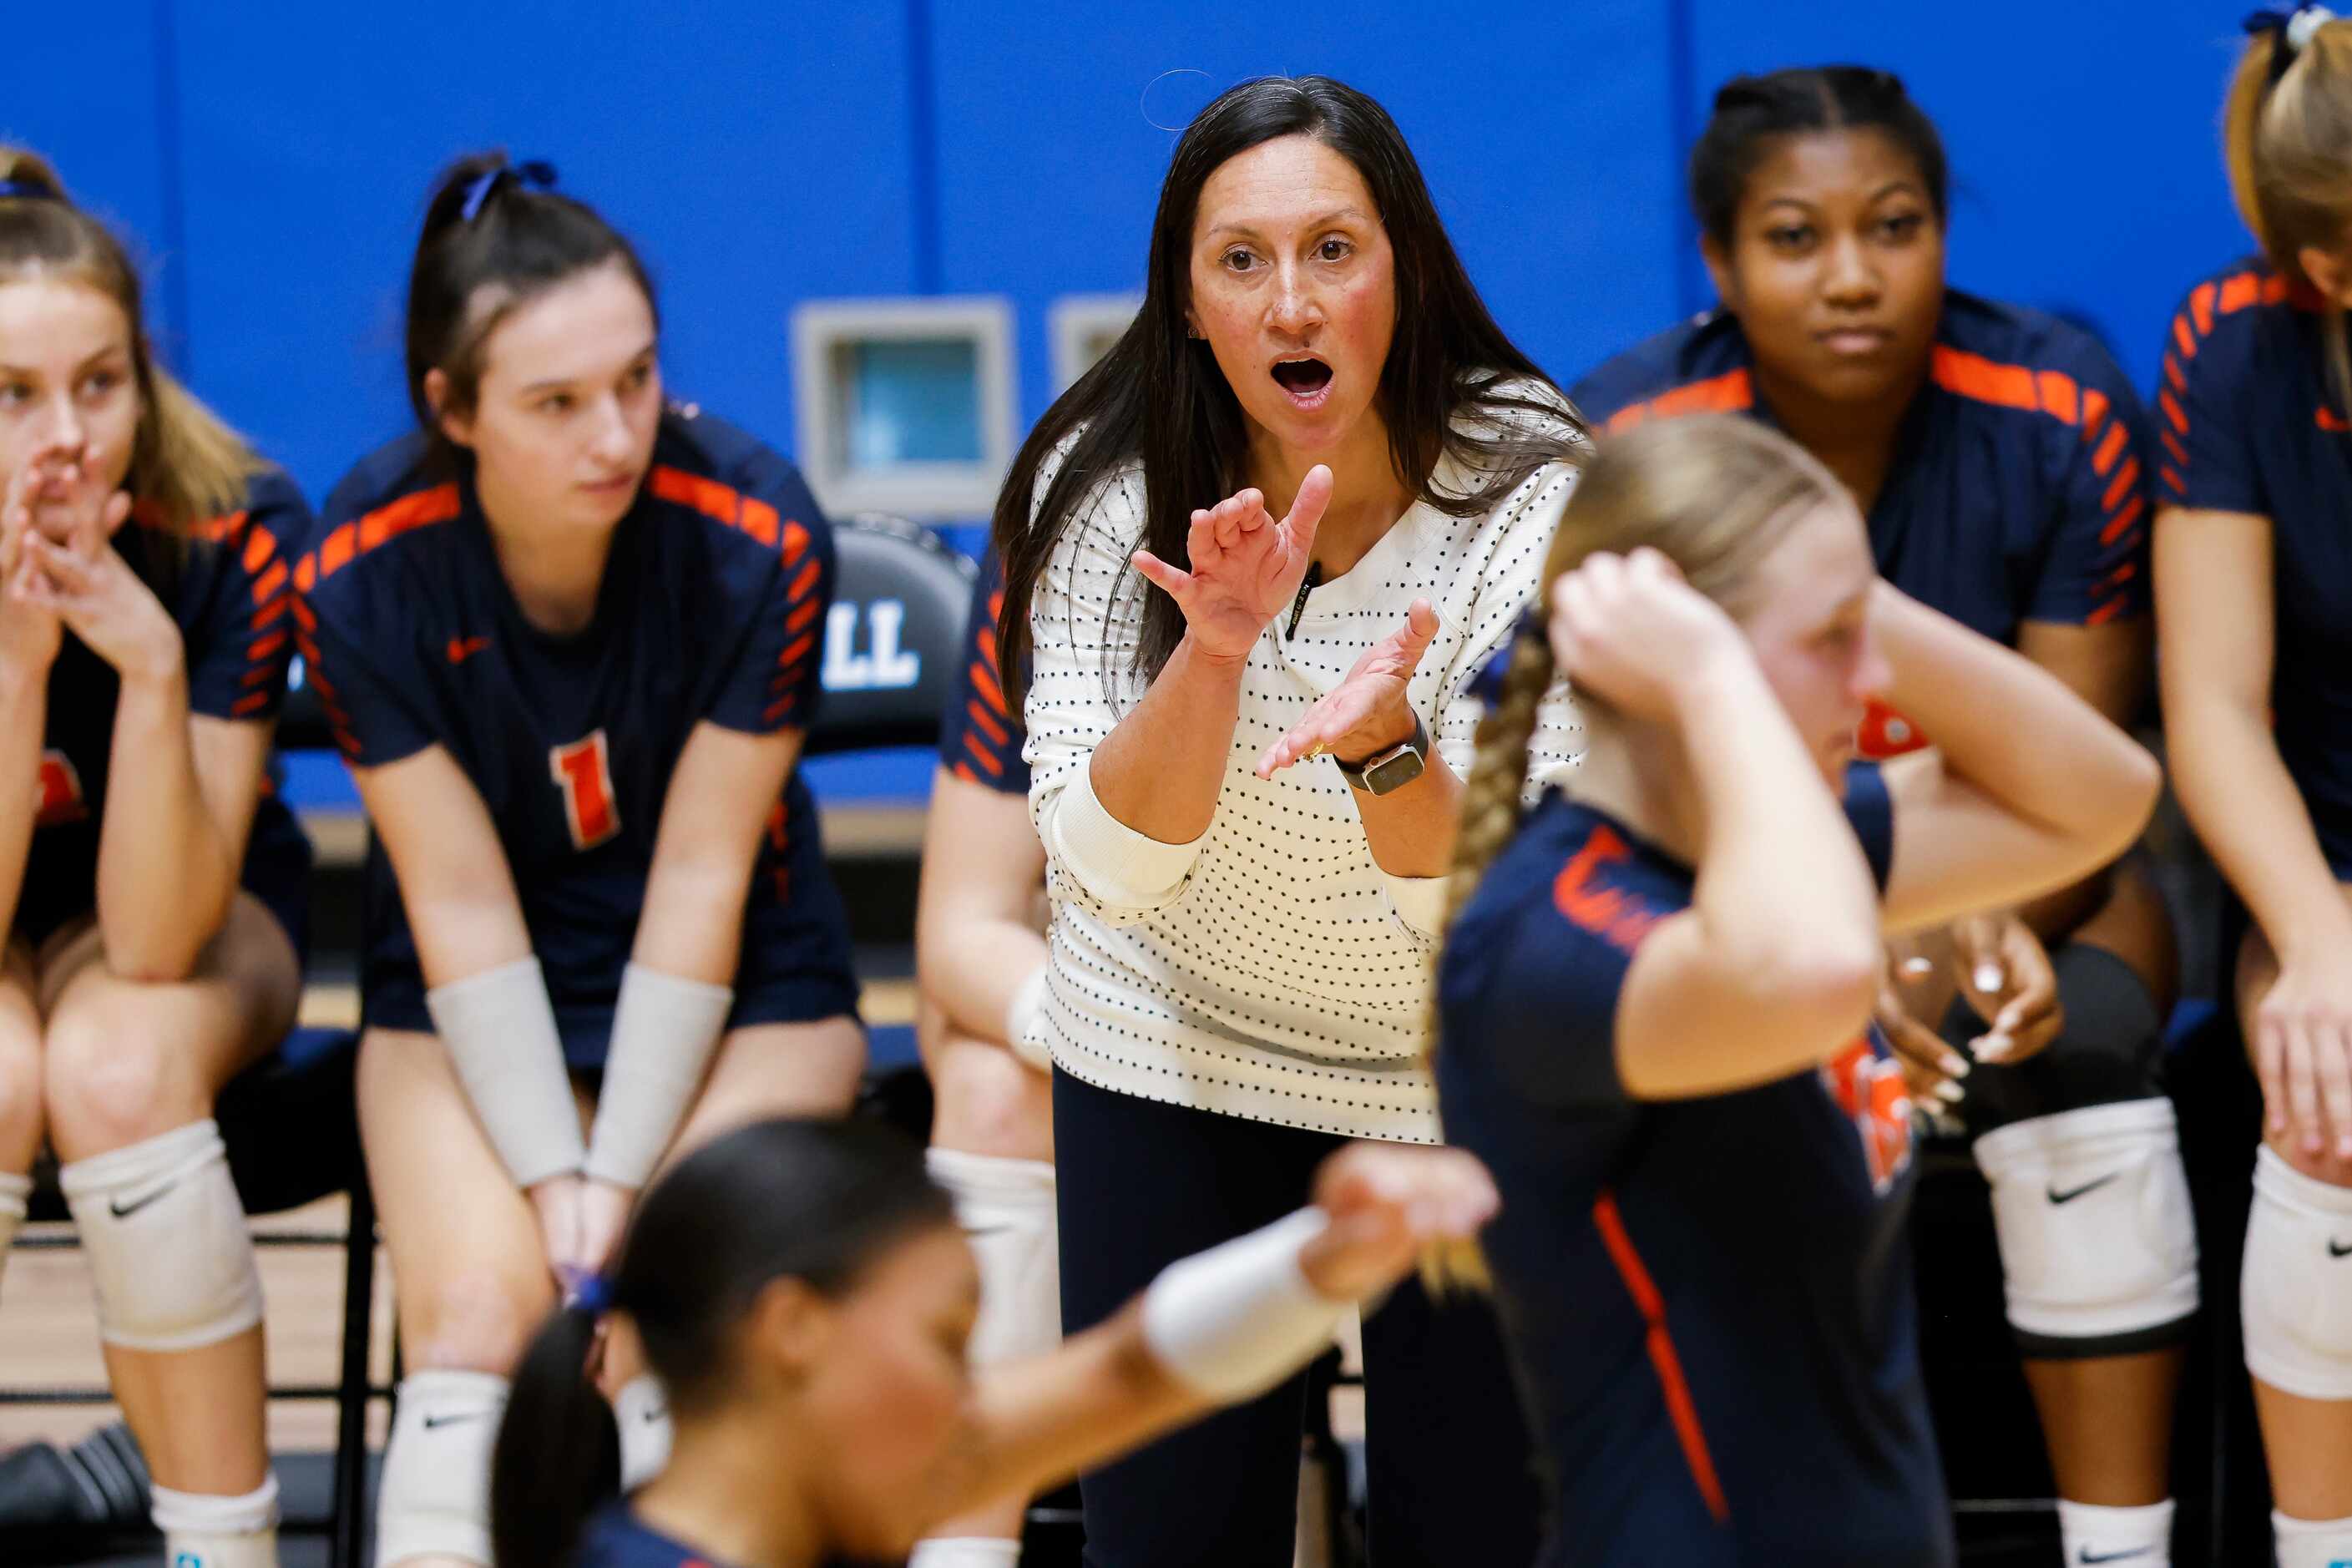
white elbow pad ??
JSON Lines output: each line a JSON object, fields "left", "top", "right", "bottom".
{"left": 583, "top": 963, "right": 734, "bottom": 1190}
{"left": 1141, "top": 1206, "right": 1343, "bottom": 1401}
{"left": 424, "top": 957, "right": 586, "bottom": 1189}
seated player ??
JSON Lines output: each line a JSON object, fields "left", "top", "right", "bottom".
{"left": 488, "top": 1116, "right": 1497, "bottom": 1568}
{"left": 295, "top": 154, "right": 863, "bottom": 1568}
{"left": 908, "top": 552, "right": 1055, "bottom": 1568}
{"left": 1569, "top": 68, "right": 2188, "bottom": 1567}
{"left": 2157, "top": 10, "right": 2352, "bottom": 1563}
{"left": 0, "top": 149, "right": 315, "bottom": 1568}
{"left": 1437, "top": 414, "right": 2161, "bottom": 1566}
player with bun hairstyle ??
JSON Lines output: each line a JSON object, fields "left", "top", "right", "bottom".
{"left": 0, "top": 149, "right": 316, "bottom": 1568}
{"left": 908, "top": 551, "right": 1056, "bottom": 1568}
{"left": 1436, "top": 413, "right": 2161, "bottom": 1565}
{"left": 2156, "top": 8, "right": 2352, "bottom": 1561}
{"left": 296, "top": 154, "right": 862, "bottom": 1568}
{"left": 488, "top": 1118, "right": 1497, "bottom": 1568}
{"left": 1571, "top": 68, "right": 2188, "bottom": 1565}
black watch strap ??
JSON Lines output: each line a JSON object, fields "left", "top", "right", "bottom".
{"left": 1334, "top": 710, "right": 1429, "bottom": 792}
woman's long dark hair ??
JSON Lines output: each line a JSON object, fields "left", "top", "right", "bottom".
{"left": 489, "top": 1118, "right": 955, "bottom": 1568}
{"left": 989, "top": 74, "right": 1582, "bottom": 698}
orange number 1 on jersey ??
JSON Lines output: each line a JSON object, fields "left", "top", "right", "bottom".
{"left": 549, "top": 731, "right": 620, "bottom": 850}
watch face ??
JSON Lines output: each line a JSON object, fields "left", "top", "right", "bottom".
{"left": 1363, "top": 746, "right": 1426, "bottom": 796}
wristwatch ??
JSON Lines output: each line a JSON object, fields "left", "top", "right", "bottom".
{"left": 1333, "top": 711, "right": 1429, "bottom": 796}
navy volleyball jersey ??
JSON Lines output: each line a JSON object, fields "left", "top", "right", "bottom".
{"left": 296, "top": 408, "right": 857, "bottom": 1062}
{"left": 19, "top": 467, "right": 315, "bottom": 952}
{"left": 934, "top": 553, "right": 1029, "bottom": 795}
{"left": 1437, "top": 766, "right": 1952, "bottom": 1568}
{"left": 573, "top": 1504, "right": 888, "bottom": 1568}
{"left": 1572, "top": 292, "right": 2155, "bottom": 761}
{"left": 2158, "top": 258, "right": 2352, "bottom": 873}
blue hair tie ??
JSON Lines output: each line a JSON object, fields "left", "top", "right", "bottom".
{"left": 0, "top": 180, "right": 58, "bottom": 203}
{"left": 2247, "top": 5, "right": 2336, "bottom": 82}
{"left": 564, "top": 1271, "right": 614, "bottom": 1316}
{"left": 458, "top": 158, "right": 559, "bottom": 224}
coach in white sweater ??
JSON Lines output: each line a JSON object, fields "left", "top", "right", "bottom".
{"left": 985, "top": 75, "right": 1582, "bottom": 1566}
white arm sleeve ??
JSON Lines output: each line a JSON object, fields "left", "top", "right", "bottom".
{"left": 424, "top": 956, "right": 585, "bottom": 1189}
{"left": 1141, "top": 1206, "right": 1344, "bottom": 1402}
{"left": 582, "top": 963, "right": 735, "bottom": 1189}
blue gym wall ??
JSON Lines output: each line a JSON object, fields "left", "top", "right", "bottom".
{"left": 2, "top": 2, "right": 2259, "bottom": 504}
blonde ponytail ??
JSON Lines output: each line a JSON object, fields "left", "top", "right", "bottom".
{"left": 2222, "top": 15, "right": 2352, "bottom": 412}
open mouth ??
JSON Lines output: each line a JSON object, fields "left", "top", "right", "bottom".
{"left": 1271, "top": 357, "right": 1334, "bottom": 397}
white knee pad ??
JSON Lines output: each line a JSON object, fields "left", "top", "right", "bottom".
{"left": 614, "top": 1372, "right": 672, "bottom": 1491}
{"left": 58, "top": 1120, "right": 263, "bottom": 1352}
{"left": 909, "top": 1540, "right": 1024, "bottom": 1566}
{"left": 152, "top": 1474, "right": 280, "bottom": 1568}
{"left": 2272, "top": 1509, "right": 2352, "bottom": 1568}
{"left": 2243, "top": 1146, "right": 2352, "bottom": 1400}
{"left": 1973, "top": 1098, "right": 2198, "bottom": 1349}
{"left": 0, "top": 1168, "right": 29, "bottom": 1297}
{"left": 928, "top": 1148, "right": 1060, "bottom": 1366}
{"left": 377, "top": 1369, "right": 507, "bottom": 1568}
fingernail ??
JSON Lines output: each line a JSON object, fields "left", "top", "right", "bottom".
{"left": 1935, "top": 1080, "right": 1965, "bottom": 1105}
{"left": 1974, "top": 963, "right": 2003, "bottom": 993}
{"left": 1941, "top": 1053, "right": 1970, "bottom": 1078}
{"left": 1900, "top": 957, "right": 1932, "bottom": 979}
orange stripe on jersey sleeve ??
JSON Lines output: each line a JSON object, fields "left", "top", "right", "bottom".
{"left": 2159, "top": 427, "right": 2188, "bottom": 469}
{"left": 250, "top": 560, "right": 290, "bottom": 608}
{"left": 788, "top": 559, "right": 822, "bottom": 602}
{"left": 355, "top": 483, "right": 461, "bottom": 554}
{"left": 248, "top": 629, "right": 289, "bottom": 665}
{"left": 966, "top": 697, "right": 1010, "bottom": 750}
{"left": 786, "top": 597, "right": 823, "bottom": 635}
{"left": 230, "top": 690, "right": 271, "bottom": 717}
{"left": 2101, "top": 493, "right": 2146, "bottom": 547}
{"left": 2161, "top": 464, "right": 2186, "bottom": 496}
{"left": 2172, "top": 315, "right": 2198, "bottom": 360}
{"left": 293, "top": 554, "right": 316, "bottom": 594}
{"left": 970, "top": 657, "right": 1009, "bottom": 717}
{"left": 1592, "top": 1191, "right": 1730, "bottom": 1525}
{"left": 2091, "top": 420, "right": 2128, "bottom": 478}
{"left": 2087, "top": 598, "right": 2128, "bottom": 627}
{"left": 649, "top": 465, "right": 740, "bottom": 528}
{"left": 2157, "top": 388, "right": 2188, "bottom": 437}
{"left": 251, "top": 595, "right": 290, "bottom": 633}
{"left": 2100, "top": 457, "right": 2141, "bottom": 515}
{"left": 2163, "top": 353, "right": 2188, "bottom": 396}
{"left": 2191, "top": 282, "right": 2218, "bottom": 336}
{"left": 316, "top": 523, "right": 357, "bottom": 578}
{"left": 781, "top": 519, "right": 810, "bottom": 566}
{"left": 962, "top": 731, "right": 1006, "bottom": 777}
{"left": 737, "top": 497, "right": 779, "bottom": 547}
{"left": 240, "top": 524, "right": 277, "bottom": 574}
{"left": 2035, "top": 370, "right": 2080, "bottom": 425}
{"left": 777, "top": 632, "right": 817, "bottom": 671}
{"left": 1930, "top": 346, "right": 2046, "bottom": 416}
{"left": 1601, "top": 368, "right": 1754, "bottom": 433}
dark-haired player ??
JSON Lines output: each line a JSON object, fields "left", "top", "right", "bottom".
{"left": 1572, "top": 67, "right": 2187, "bottom": 1568}
{"left": 296, "top": 156, "right": 860, "bottom": 1568}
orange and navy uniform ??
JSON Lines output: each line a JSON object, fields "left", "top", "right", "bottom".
{"left": 17, "top": 466, "right": 315, "bottom": 952}
{"left": 1435, "top": 766, "right": 1950, "bottom": 1568}
{"left": 295, "top": 407, "right": 856, "bottom": 1065}
{"left": 2157, "top": 257, "right": 2352, "bottom": 873}
{"left": 573, "top": 1506, "right": 722, "bottom": 1567}
{"left": 1572, "top": 292, "right": 2155, "bottom": 759}
{"left": 935, "top": 552, "right": 1029, "bottom": 796}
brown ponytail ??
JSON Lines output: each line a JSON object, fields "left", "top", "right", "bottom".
{"left": 2223, "top": 14, "right": 2352, "bottom": 412}
{"left": 0, "top": 146, "right": 257, "bottom": 533}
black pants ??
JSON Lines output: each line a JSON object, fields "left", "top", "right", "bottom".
{"left": 1055, "top": 1070, "right": 1544, "bottom": 1568}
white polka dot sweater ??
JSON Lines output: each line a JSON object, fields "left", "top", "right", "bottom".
{"left": 1024, "top": 399, "right": 1585, "bottom": 1143}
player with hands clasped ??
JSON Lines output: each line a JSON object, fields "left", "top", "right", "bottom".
{"left": 1437, "top": 415, "right": 2162, "bottom": 1567}
{"left": 989, "top": 74, "right": 1582, "bottom": 1563}
{"left": 295, "top": 155, "right": 861, "bottom": 1568}
{"left": 2153, "top": 11, "right": 2352, "bottom": 1561}
{"left": 0, "top": 151, "right": 316, "bottom": 1568}
{"left": 1569, "top": 68, "right": 2189, "bottom": 1564}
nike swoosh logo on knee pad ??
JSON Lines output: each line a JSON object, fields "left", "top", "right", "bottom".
{"left": 106, "top": 1182, "right": 176, "bottom": 1220}
{"left": 2078, "top": 1548, "right": 2153, "bottom": 1564}
{"left": 420, "top": 1412, "right": 484, "bottom": 1429}
{"left": 2046, "top": 1174, "right": 2121, "bottom": 1206}
{"left": 2329, "top": 1239, "right": 2352, "bottom": 1259}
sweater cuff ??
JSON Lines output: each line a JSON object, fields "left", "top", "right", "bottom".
{"left": 1046, "top": 761, "right": 1207, "bottom": 911}
{"left": 1380, "top": 868, "right": 1449, "bottom": 942}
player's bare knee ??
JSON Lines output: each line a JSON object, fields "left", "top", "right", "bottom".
{"left": 407, "top": 1266, "right": 550, "bottom": 1377}
{"left": 0, "top": 1019, "right": 45, "bottom": 1167}
{"left": 42, "top": 1001, "right": 200, "bottom": 1153}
